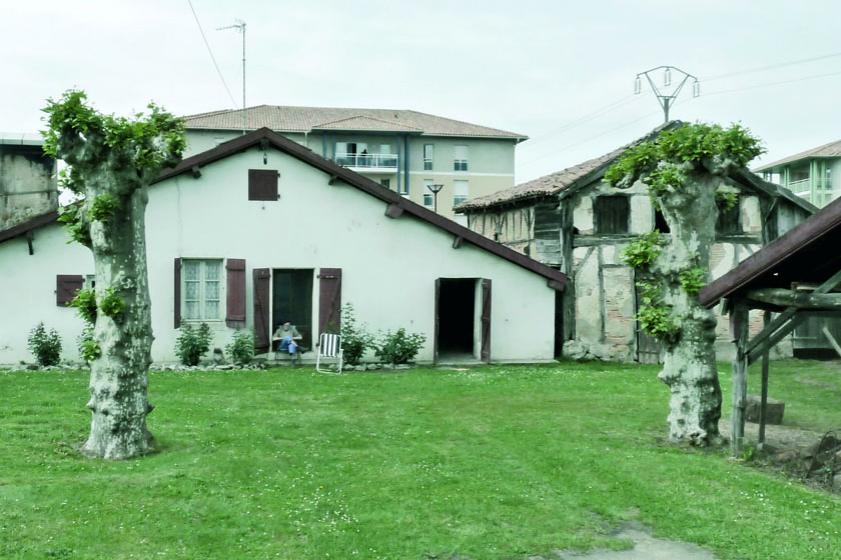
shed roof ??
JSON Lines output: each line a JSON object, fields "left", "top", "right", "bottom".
{"left": 183, "top": 105, "right": 527, "bottom": 141}
{"left": 699, "top": 195, "right": 841, "bottom": 308}
{"left": 0, "top": 129, "right": 564, "bottom": 288}
{"left": 754, "top": 138, "right": 841, "bottom": 172}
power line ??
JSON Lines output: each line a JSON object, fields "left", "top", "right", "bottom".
{"left": 704, "top": 50, "right": 841, "bottom": 82}
{"left": 520, "top": 109, "right": 661, "bottom": 169}
{"left": 186, "top": 0, "right": 238, "bottom": 108}
{"left": 700, "top": 68, "right": 841, "bottom": 97}
{"left": 525, "top": 95, "right": 640, "bottom": 147}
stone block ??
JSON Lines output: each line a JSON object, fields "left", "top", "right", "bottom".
{"left": 745, "top": 394, "right": 785, "bottom": 425}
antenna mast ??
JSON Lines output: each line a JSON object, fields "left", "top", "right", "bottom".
{"left": 634, "top": 66, "right": 700, "bottom": 123}
{"left": 217, "top": 19, "right": 247, "bottom": 134}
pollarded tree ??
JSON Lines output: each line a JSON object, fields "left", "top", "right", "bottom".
{"left": 43, "top": 91, "right": 185, "bottom": 459}
{"left": 604, "top": 123, "right": 762, "bottom": 446}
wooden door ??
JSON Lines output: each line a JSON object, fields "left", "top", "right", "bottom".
{"left": 272, "top": 269, "right": 314, "bottom": 348}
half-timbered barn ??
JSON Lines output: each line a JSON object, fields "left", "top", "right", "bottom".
{"left": 0, "top": 128, "right": 565, "bottom": 365}
{"left": 457, "top": 123, "right": 816, "bottom": 361}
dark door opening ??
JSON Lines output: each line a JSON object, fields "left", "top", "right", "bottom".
{"left": 272, "top": 269, "right": 314, "bottom": 348}
{"left": 437, "top": 278, "right": 476, "bottom": 357}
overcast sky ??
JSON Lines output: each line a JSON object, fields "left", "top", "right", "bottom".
{"left": 4, "top": 1, "right": 841, "bottom": 183}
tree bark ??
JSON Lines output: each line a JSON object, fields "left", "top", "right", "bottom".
{"left": 80, "top": 179, "right": 154, "bottom": 459}
{"left": 655, "top": 173, "right": 723, "bottom": 446}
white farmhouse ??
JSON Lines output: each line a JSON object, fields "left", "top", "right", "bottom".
{"left": 0, "top": 129, "right": 565, "bottom": 365}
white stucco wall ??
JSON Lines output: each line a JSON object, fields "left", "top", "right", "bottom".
{"left": 0, "top": 145, "right": 557, "bottom": 365}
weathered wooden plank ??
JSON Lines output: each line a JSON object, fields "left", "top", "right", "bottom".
{"left": 822, "top": 326, "right": 841, "bottom": 359}
{"left": 747, "top": 288, "right": 841, "bottom": 310}
{"left": 758, "top": 311, "right": 771, "bottom": 447}
{"left": 731, "top": 304, "right": 749, "bottom": 456}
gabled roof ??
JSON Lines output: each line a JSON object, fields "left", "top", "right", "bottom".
{"left": 182, "top": 105, "right": 527, "bottom": 141}
{"left": 700, "top": 195, "right": 841, "bottom": 308}
{"left": 755, "top": 138, "right": 841, "bottom": 172}
{"left": 1, "top": 129, "right": 565, "bottom": 288}
{"left": 458, "top": 122, "right": 817, "bottom": 215}
{"left": 457, "top": 122, "right": 679, "bottom": 211}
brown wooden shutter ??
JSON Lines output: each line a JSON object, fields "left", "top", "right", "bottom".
{"left": 253, "top": 268, "right": 271, "bottom": 352}
{"left": 481, "top": 279, "right": 492, "bottom": 363}
{"left": 248, "top": 169, "right": 279, "bottom": 201}
{"left": 56, "top": 275, "right": 84, "bottom": 306}
{"left": 174, "top": 258, "right": 182, "bottom": 328}
{"left": 318, "top": 268, "right": 342, "bottom": 334}
{"left": 226, "top": 258, "right": 246, "bottom": 326}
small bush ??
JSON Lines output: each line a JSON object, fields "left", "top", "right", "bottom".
{"left": 28, "top": 322, "right": 62, "bottom": 367}
{"left": 374, "top": 328, "right": 426, "bottom": 365}
{"left": 340, "top": 303, "right": 374, "bottom": 365}
{"left": 175, "top": 323, "right": 212, "bottom": 366}
{"left": 225, "top": 330, "right": 255, "bottom": 365}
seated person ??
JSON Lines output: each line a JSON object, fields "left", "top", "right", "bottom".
{"left": 273, "top": 321, "right": 303, "bottom": 357}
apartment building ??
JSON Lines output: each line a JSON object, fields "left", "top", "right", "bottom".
{"left": 756, "top": 138, "right": 841, "bottom": 208}
{"left": 182, "top": 105, "right": 527, "bottom": 221}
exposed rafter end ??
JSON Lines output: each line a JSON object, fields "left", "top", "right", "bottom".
{"left": 25, "top": 231, "right": 34, "bottom": 255}
{"left": 190, "top": 166, "right": 201, "bottom": 179}
{"left": 452, "top": 236, "right": 464, "bottom": 249}
{"left": 385, "top": 203, "right": 404, "bottom": 219}
{"left": 328, "top": 175, "right": 341, "bottom": 186}
{"left": 547, "top": 279, "right": 564, "bottom": 291}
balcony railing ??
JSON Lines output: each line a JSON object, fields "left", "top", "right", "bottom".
{"left": 335, "top": 152, "right": 398, "bottom": 171}
{"left": 787, "top": 177, "right": 836, "bottom": 207}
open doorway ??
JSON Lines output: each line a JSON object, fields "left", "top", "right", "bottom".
{"left": 435, "top": 278, "right": 491, "bottom": 363}
{"left": 272, "top": 269, "right": 314, "bottom": 348}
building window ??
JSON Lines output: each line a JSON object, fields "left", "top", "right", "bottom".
{"left": 716, "top": 198, "right": 741, "bottom": 235}
{"left": 380, "top": 178, "right": 391, "bottom": 189}
{"left": 183, "top": 259, "right": 223, "bottom": 321}
{"left": 424, "top": 144, "right": 434, "bottom": 171}
{"left": 423, "top": 193, "right": 434, "bottom": 208}
{"left": 453, "top": 145, "right": 469, "bottom": 172}
{"left": 453, "top": 180, "right": 469, "bottom": 207}
{"left": 594, "top": 195, "right": 630, "bottom": 234}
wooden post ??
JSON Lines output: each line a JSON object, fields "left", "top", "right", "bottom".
{"left": 730, "top": 303, "right": 749, "bottom": 456}
{"left": 758, "top": 311, "right": 771, "bottom": 448}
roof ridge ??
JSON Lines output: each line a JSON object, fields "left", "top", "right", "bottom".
{"left": 755, "top": 137, "right": 841, "bottom": 171}
{"left": 403, "top": 109, "right": 526, "bottom": 138}
{"left": 310, "top": 114, "right": 423, "bottom": 131}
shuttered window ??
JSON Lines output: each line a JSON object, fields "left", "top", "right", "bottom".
{"left": 248, "top": 169, "right": 279, "bottom": 201}
{"left": 594, "top": 195, "right": 630, "bottom": 234}
{"left": 182, "top": 259, "right": 223, "bottom": 320}
{"left": 226, "top": 259, "right": 246, "bottom": 326}
{"left": 318, "top": 268, "right": 342, "bottom": 334}
{"left": 56, "top": 275, "right": 84, "bottom": 306}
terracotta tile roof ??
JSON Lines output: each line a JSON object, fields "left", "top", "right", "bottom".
{"left": 754, "top": 138, "right": 841, "bottom": 172}
{"left": 458, "top": 123, "right": 677, "bottom": 211}
{"left": 182, "top": 105, "right": 527, "bottom": 140}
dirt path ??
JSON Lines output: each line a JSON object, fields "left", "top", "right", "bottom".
{"left": 547, "top": 524, "right": 717, "bottom": 559}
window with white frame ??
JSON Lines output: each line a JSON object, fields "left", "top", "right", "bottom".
{"left": 453, "top": 180, "right": 469, "bottom": 206}
{"left": 453, "top": 145, "right": 468, "bottom": 171}
{"left": 423, "top": 193, "right": 434, "bottom": 208}
{"left": 183, "top": 259, "right": 223, "bottom": 321}
{"left": 423, "top": 144, "right": 434, "bottom": 171}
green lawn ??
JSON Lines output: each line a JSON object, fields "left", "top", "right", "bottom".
{"left": 1, "top": 360, "right": 840, "bottom": 559}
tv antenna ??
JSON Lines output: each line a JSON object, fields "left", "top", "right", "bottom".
{"left": 217, "top": 19, "right": 247, "bottom": 134}
{"left": 634, "top": 66, "right": 700, "bottom": 123}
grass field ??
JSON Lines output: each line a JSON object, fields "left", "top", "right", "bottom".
{"left": 1, "top": 360, "right": 841, "bottom": 559}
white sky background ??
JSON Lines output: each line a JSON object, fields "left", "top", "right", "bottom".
{"left": 3, "top": 0, "right": 841, "bottom": 183}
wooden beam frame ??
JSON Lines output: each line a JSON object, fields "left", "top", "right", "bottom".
{"left": 730, "top": 304, "right": 749, "bottom": 455}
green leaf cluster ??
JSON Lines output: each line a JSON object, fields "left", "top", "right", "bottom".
{"left": 175, "top": 323, "right": 213, "bottom": 366}
{"left": 77, "top": 325, "right": 101, "bottom": 363}
{"left": 622, "top": 231, "right": 663, "bottom": 269}
{"left": 225, "top": 330, "right": 255, "bottom": 366}
{"left": 70, "top": 288, "right": 97, "bottom": 324}
{"left": 635, "top": 281, "right": 679, "bottom": 344}
{"left": 604, "top": 122, "right": 764, "bottom": 190}
{"left": 89, "top": 193, "right": 121, "bottom": 222}
{"left": 716, "top": 190, "right": 739, "bottom": 211}
{"left": 27, "top": 322, "right": 62, "bottom": 367}
{"left": 678, "top": 267, "right": 707, "bottom": 296}
{"left": 99, "top": 287, "right": 125, "bottom": 319}
{"left": 340, "top": 303, "right": 375, "bottom": 366}
{"left": 57, "top": 204, "right": 91, "bottom": 247}
{"left": 374, "top": 328, "right": 426, "bottom": 365}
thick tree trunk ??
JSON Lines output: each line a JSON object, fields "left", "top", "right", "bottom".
{"left": 81, "top": 183, "right": 154, "bottom": 459}
{"left": 655, "top": 174, "right": 723, "bottom": 446}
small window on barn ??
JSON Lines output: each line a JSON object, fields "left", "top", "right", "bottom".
{"left": 594, "top": 195, "right": 630, "bottom": 234}
{"left": 654, "top": 208, "right": 670, "bottom": 233}
{"left": 716, "top": 197, "right": 741, "bottom": 235}
{"left": 248, "top": 169, "right": 279, "bottom": 201}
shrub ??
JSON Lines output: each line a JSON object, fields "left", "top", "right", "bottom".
{"left": 27, "top": 322, "right": 62, "bottom": 366}
{"left": 374, "top": 328, "right": 426, "bottom": 365}
{"left": 225, "top": 330, "right": 255, "bottom": 365}
{"left": 340, "top": 304, "right": 374, "bottom": 365}
{"left": 175, "top": 323, "right": 212, "bottom": 366}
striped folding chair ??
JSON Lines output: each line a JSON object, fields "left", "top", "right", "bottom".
{"left": 316, "top": 333, "right": 343, "bottom": 374}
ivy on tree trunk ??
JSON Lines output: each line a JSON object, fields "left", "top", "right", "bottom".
{"left": 605, "top": 123, "right": 763, "bottom": 446}
{"left": 43, "top": 90, "right": 185, "bottom": 459}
